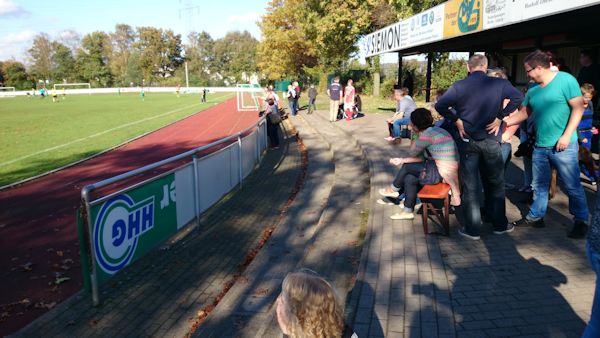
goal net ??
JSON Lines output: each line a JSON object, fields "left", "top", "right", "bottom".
{"left": 54, "top": 83, "right": 92, "bottom": 95}
{"left": 236, "top": 84, "right": 262, "bottom": 112}
{"left": 0, "top": 87, "right": 16, "bottom": 98}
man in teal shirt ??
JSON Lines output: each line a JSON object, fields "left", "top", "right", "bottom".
{"left": 503, "top": 50, "right": 589, "bottom": 238}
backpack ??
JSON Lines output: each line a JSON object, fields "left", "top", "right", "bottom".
{"left": 268, "top": 107, "right": 282, "bottom": 124}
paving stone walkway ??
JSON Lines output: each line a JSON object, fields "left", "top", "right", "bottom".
{"left": 324, "top": 109, "right": 596, "bottom": 338}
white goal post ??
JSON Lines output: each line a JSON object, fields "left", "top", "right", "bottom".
{"left": 0, "top": 87, "right": 16, "bottom": 98}
{"left": 54, "top": 83, "right": 92, "bottom": 95}
{"left": 235, "top": 84, "right": 262, "bottom": 112}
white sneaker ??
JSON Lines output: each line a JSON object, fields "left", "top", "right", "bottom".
{"left": 379, "top": 188, "right": 400, "bottom": 198}
{"left": 398, "top": 201, "right": 422, "bottom": 210}
{"left": 390, "top": 211, "right": 414, "bottom": 220}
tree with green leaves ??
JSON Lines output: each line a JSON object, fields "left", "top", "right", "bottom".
{"left": 213, "top": 31, "right": 258, "bottom": 83}
{"left": 135, "top": 27, "right": 184, "bottom": 83}
{"left": 51, "top": 41, "right": 76, "bottom": 83}
{"left": 2, "top": 61, "right": 32, "bottom": 89}
{"left": 185, "top": 31, "right": 215, "bottom": 86}
{"left": 109, "top": 24, "right": 136, "bottom": 86}
{"left": 28, "top": 33, "right": 53, "bottom": 82}
{"left": 76, "top": 31, "right": 112, "bottom": 87}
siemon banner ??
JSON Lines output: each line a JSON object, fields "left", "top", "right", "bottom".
{"left": 364, "top": 22, "right": 403, "bottom": 58}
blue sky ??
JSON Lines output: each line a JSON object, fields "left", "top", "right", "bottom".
{"left": 0, "top": 0, "right": 267, "bottom": 61}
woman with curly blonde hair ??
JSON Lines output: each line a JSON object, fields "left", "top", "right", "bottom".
{"left": 276, "top": 270, "right": 349, "bottom": 338}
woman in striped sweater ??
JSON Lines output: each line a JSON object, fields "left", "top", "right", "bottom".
{"left": 379, "top": 108, "right": 460, "bottom": 220}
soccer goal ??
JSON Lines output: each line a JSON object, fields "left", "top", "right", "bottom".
{"left": 0, "top": 87, "right": 16, "bottom": 98}
{"left": 236, "top": 84, "right": 261, "bottom": 112}
{"left": 54, "top": 83, "right": 92, "bottom": 95}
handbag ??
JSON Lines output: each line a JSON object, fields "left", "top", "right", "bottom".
{"left": 400, "top": 127, "right": 411, "bottom": 139}
{"left": 419, "top": 149, "right": 442, "bottom": 185}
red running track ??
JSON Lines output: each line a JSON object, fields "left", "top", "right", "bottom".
{"left": 0, "top": 98, "right": 259, "bottom": 335}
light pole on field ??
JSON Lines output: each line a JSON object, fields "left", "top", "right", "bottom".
{"left": 185, "top": 61, "right": 189, "bottom": 89}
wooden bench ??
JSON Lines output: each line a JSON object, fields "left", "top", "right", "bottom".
{"left": 417, "top": 183, "right": 451, "bottom": 235}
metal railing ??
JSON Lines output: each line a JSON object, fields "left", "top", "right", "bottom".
{"left": 79, "top": 116, "right": 268, "bottom": 305}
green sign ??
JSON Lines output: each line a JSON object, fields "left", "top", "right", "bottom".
{"left": 89, "top": 173, "right": 178, "bottom": 284}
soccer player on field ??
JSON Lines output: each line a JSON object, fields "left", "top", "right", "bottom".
{"left": 61, "top": 88, "right": 66, "bottom": 100}
{"left": 52, "top": 89, "right": 58, "bottom": 103}
{"left": 176, "top": 84, "right": 181, "bottom": 98}
{"left": 140, "top": 87, "right": 145, "bottom": 101}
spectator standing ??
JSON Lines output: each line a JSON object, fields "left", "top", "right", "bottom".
{"left": 579, "top": 83, "right": 596, "bottom": 184}
{"left": 488, "top": 68, "right": 520, "bottom": 189}
{"left": 293, "top": 81, "right": 301, "bottom": 114}
{"left": 202, "top": 88, "right": 207, "bottom": 102}
{"left": 385, "top": 87, "right": 417, "bottom": 141}
{"left": 307, "top": 84, "right": 317, "bottom": 114}
{"left": 435, "top": 54, "right": 522, "bottom": 239}
{"left": 583, "top": 187, "right": 600, "bottom": 337}
{"left": 505, "top": 50, "right": 589, "bottom": 238}
{"left": 327, "top": 77, "right": 342, "bottom": 122}
{"left": 287, "top": 84, "right": 297, "bottom": 116}
{"left": 343, "top": 79, "right": 356, "bottom": 121}
{"left": 264, "top": 98, "right": 281, "bottom": 149}
{"left": 264, "top": 85, "right": 280, "bottom": 109}
{"left": 578, "top": 50, "right": 600, "bottom": 112}
{"left": 579, "top": 83, "right": 596, "bottom": 151}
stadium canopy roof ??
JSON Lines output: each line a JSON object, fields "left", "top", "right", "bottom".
{"left": 362, "top": 0, "right": 600, "bottom": 57}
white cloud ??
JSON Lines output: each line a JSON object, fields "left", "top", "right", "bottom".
{"left": 0, "top": 29, "right": 36, "bottom": 46}
{"left": 0, "top": 0, "right": 28, "bottom": 17}
{"left": 226, "top": 11, "right": 259, "bottom": 24}
{"left": 0, "top": 29, "right": 36, "bottom": 60}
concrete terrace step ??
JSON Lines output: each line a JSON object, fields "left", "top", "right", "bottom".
{"left": 192, "top": 112, "right": 370, "bottom": 337}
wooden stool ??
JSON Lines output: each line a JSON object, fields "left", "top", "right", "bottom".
{"left": 417, "top": 183, "right": 451, "bottom": 235}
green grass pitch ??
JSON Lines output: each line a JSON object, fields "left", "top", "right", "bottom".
{"left": 0, "top": 92, "right": 231, "bottom": 187}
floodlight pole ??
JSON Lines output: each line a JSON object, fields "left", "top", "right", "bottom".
{"left": 185, "top": 61, "right": 189, "bottom": 89}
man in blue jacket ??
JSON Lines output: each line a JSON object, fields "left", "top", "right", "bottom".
{"left": 435, "top": 54, "right": 523, "bottom": 239}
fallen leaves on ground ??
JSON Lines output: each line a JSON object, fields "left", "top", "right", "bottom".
{"left": 34, "top": 302, "right": 56, "bottom": 310}
{"left": 54, "top": 277, "right": 70, "bottom": 285}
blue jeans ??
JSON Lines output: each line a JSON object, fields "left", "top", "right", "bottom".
{"left": 308, "top": 98, "right": 316, "bottom": 113}
{"left": 392, "top": 117, "right": 410, "bottom": 138}
{"left": 527, "top": 142, "right": 589, "bottom": 222}
{"left": 501, "top": 142, "right": 512, "bottom": 170}
{"left": 584, "top": 242, "right": 600, "bottom": 338}
{"left": 288, "top": 101, "right": 296, "bottom": 116}
{"left": 458, "top": 138, "right": 508, "bottom": 235}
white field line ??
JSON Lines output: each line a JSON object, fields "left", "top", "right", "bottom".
{"left": 1, "top": 99, "right": 224, "bottom": 168}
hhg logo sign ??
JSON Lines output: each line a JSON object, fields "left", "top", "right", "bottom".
{"left": 93, "top": 194, "right": 155, "bottom": 274}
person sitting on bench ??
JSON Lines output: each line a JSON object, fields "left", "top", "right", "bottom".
{"left": 385, "top": 87, "right": 417, "bottom": 141}
{"left": 379, "top": 108, "right": 460, "bottom": 220}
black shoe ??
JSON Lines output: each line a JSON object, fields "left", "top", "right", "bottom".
{"left": 568, "top": 221, "right": 588, "bottom": 239}
{"left": 458, "top": 227, "right": 480, "bottom": 240}
{"left": 493, "top": 224, "right": 515, "bottom": 235}
{"left": 511, "top": 218, "right": 545, "bottom": 228}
